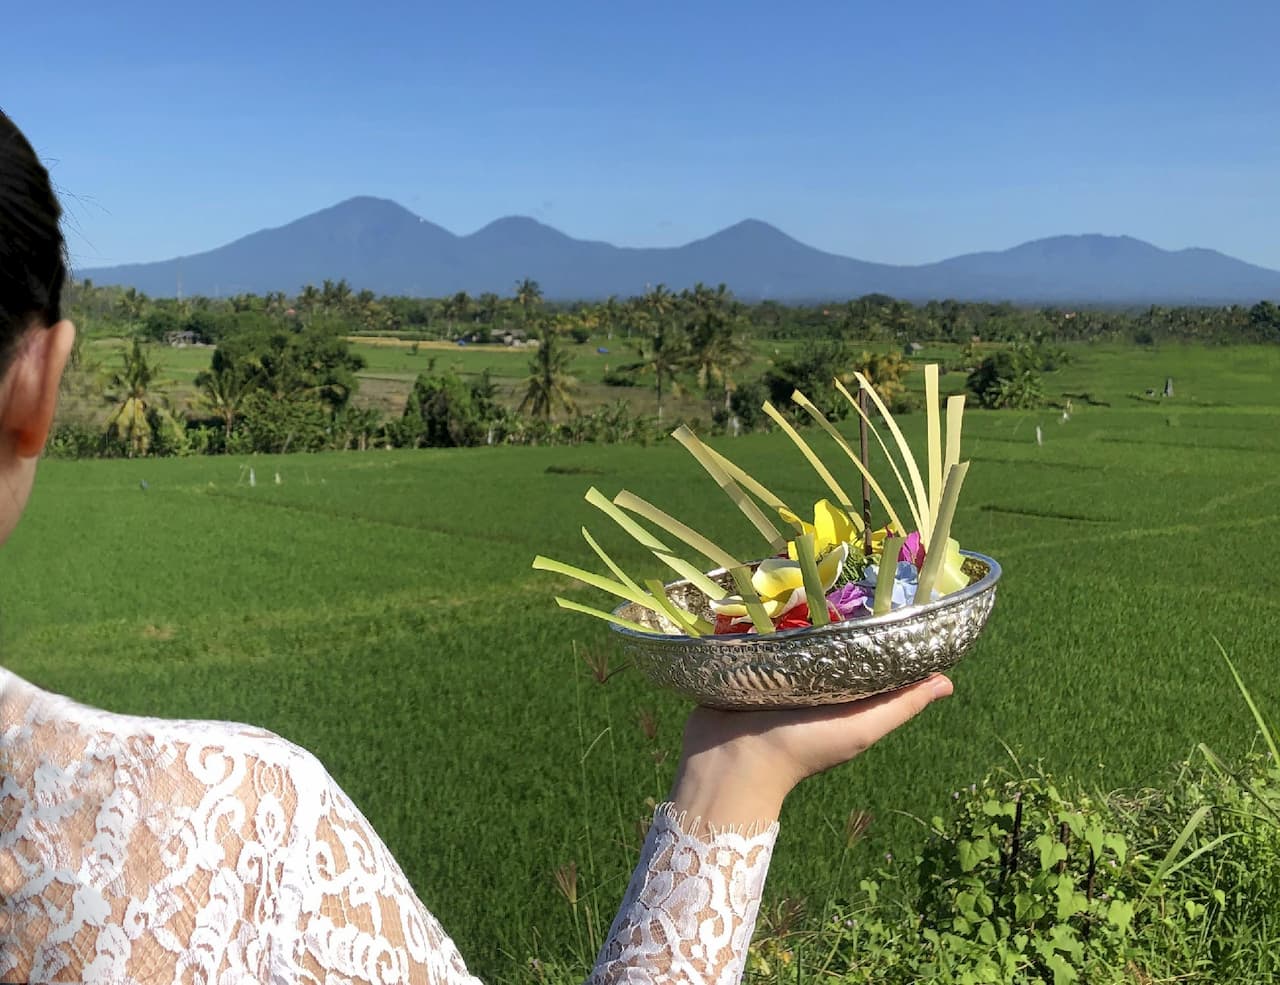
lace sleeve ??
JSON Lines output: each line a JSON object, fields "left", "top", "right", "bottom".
{"left": 0, "top": 671, "right": 775, "bottom": 985}
{"left": 587, "top": 804, "right": 778, "bottom": 985}
{"left": 283, "top": 795, "right": 776, "bottom": 985}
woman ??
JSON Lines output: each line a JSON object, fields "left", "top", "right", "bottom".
{"left": 0, "top": 108, "right": 951, "bottom": 984}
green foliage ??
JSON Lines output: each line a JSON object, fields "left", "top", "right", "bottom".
{"left": 966, "top": 345, "right": 1047, "bottom": 410}
{"left": 220, "top": 316, "right": 365, "bottom": 410}
{"left": 231, "top": 392, "right": 334, "bottom": 454}
{"left": 763, "top": 339, "right": 857, "bottom": 419}
{"left": 398, "top": 366, "right": 495, "bottom": 447}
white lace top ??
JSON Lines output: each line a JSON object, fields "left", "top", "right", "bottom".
{"left": 0, "top": 667, "right": 777, "bottom": 984}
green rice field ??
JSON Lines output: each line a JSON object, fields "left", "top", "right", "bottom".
{"left": 4, "top": 343, "right": 1278, "bottom": 980}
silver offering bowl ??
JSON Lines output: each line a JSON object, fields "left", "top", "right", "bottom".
{"left": 610, "top": 552, "right": 1001, "bottom": 709}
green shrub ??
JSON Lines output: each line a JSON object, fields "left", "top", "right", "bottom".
{"left": 742, "top": 748, "right": 1280, "bottom": 985}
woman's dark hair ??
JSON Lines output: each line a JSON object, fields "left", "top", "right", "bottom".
{"left": 0, "top": 108, "right": 67, "bottom": 371}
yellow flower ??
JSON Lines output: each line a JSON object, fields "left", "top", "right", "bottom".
{"left": 778, "top": 499, "right": 858, "bottom": 560}
{"left": 712, "top": 542, "right": 849, "bottom": 619}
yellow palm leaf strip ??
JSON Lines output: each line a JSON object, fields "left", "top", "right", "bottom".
{"left": 945, "top": 395, "right": 966, "bottom": 475}
{"left": 643, "top": 578, "right": 712, "bottom": 636}
{"left": 873, "top": 537, "right": 905, "bottom": 616}
{"left": 532, "top": 555, "right": 667, "bottom": 619}
{"left": 914, "top": 461, "right": 971, "bottom": 605}
{"left": 581, "top": 527, "right": 644, "bottom": 597}
{"left": 833, "top": 379, "right": 925, "bottom": 536}
{"left": 554, "top": 596, "right": 654, "bottom": 634}
{"left": 653, "top": 552, "right": 729, "bottom": 600}
{"left": 613, "top": 491, "right": 741, "bottom": 571}
{"left": 584, "top": 486, "right": 669, "bottom": 552}
{"left": 760, "top": 401, "right": 854, "bottom": 508}
{"left": 790, "top": 389, "right": 918, "bottom": 535}
{"left": 926, "top": 364, "right": 942, "bottom": 525}
{"left": 697, "top": 443, "right": 793, "bottom": 517}
{"left": 728, "top": 565, "right": 775, "bottom": 634}
{"left": 851, "top": 372, "right": 931, "bottom": 547}
{"left": 671, "top": 425, "right": 787, "bottom": 552}
{"left": 795, "top": 533, "right": 831, "bottom": 627}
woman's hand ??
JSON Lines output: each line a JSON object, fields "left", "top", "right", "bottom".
{"left": 668, "top": 674, "right": 952, "bottom": 832}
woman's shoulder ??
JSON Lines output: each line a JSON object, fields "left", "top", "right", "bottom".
{"left": 1, "top": 667, "right": 335, "bottom": 796}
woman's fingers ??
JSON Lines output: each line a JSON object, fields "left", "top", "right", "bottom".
{"left": 838, "top": 674, "right": 951, "bottom": 744}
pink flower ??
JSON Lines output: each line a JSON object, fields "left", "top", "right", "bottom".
{"left": 899, "top": 531, "right": 925, "bottom": 567}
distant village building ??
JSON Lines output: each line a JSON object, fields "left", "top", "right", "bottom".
{"left": 165, "top": 330, "right": 199, "bottom": 347}
{"left": 456, "top": 328, "right": 530, "bottom": 346}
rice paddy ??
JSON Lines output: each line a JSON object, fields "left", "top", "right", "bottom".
{"left": 3, "top": 342, "right": 1277, "bottom": 980}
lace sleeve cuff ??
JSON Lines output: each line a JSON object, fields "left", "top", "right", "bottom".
{"left": 588, "top": 802, "right": 778, "bottom": 985}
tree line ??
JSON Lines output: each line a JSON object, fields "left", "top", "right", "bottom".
{"left": 52, "top": 279, "right": 1278, "bottom": 459}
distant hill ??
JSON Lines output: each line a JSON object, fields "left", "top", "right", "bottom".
{"left": 81, "top": 196, "right": 1280, "bottom": 304}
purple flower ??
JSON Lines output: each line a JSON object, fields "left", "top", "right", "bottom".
{"left": 827, "top": 583, "right": 871, "bottom": 619}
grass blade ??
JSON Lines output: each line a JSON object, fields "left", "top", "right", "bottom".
{"left": 1216, "top": 636, "right": 1280, "bottom": 766}
{"left": 1141, "top": 805, "right": 1212, "bottom": 901}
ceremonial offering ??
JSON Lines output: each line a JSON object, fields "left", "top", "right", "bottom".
{"left": 534, "top": 365, "right": 1001, "bottom": 708}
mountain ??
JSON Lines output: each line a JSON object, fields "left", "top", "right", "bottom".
{"left": 80, "top": 197, "right": 1280, "bottom": 304}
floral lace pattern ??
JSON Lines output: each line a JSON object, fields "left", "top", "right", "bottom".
{"left": 0, "top": 668, "right": 776, "bottom": 984}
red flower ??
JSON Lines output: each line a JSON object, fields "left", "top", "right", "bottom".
{"left": 774, "top": 603, "right": 842, "bottom": 631}
{"left": 713, "top": 614, "right": 753, "bottom": 635}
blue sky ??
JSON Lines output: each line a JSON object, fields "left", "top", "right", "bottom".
{"left": 6, "top": 0, "right": 1280, "bottom": 271}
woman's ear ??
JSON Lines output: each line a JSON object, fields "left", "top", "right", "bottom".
{"left": 1, "top": 320, "right": 75, "bottom": 457}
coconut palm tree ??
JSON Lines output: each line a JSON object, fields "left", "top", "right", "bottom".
{"left": 518, "top": 327, "right": 576, "bottom": 420}
{"left": 196, "top": 348, "right": 255, "bottom": 439}
{"left": 514, "top": 278, "right": 543, "bottom": 329}
{"left": 685, "top": 288, "right": 753, "bottom": 414}
{"left": 104, "top": 339, "right": 168, "bottom": 456}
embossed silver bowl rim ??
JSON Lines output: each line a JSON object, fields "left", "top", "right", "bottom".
{"left": 609, "top": 550, "right": 1002, "bottom": 648}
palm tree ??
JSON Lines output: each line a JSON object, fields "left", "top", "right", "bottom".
{"left": 478, "top": 292, "right": 502, "bottom": 325}
{"left": 685, "top": 287, "right": 752, "bottom": 414}
{"left": 451, "top": 291, "right": 473, "bottom": 332}
{"left": 196, "top": 348, "right": 255, "bottom": 439}
{"left": 514, "top": 278, "right": 543, "bottom": 329}
{"left": 104, "top": 339, "right": 167, "bottom": 456}
{"left": 601, "top": 295, "right": 621, "bottom": 340}
{"left": 298, "top": 284, "right": 321, "bottom": 312}
{"left": 519, "top": 327, "right": 576, "bottom": 419}
{"left": 626, "top": 284, "right": 685, "bottom": 421}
